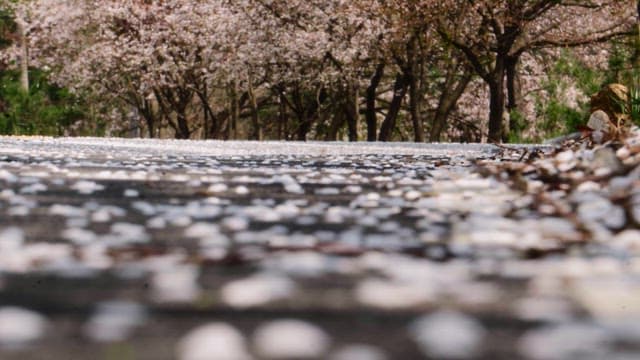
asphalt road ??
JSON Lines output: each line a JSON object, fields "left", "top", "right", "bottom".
{"left": 0, "top": 137, "right": 638, "bottom": 360}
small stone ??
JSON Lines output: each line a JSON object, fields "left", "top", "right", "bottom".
{"left": 50, "top": 204, "right": 87, "bottom": 217}
{"left": 576, "top": 181, "right": 601, "bottom": 193}
{"left": 404, "top": 190, "right": 422, "bottom": 201}
{"left": 536, "top": 217, "right": 582, "bottom": 242}
{"left": 234, "top": 186, "right": 250, "bottom": 195}
{"left": 261, "top": 252, "right": 330, "bottom": 277}
{"left": 609, "top": 176, "right": 633, "bottom": 197}
{"left": 91, "top": 210, "right": 111, "bottom": 223}
{"left": 617, "top": 146, "right": 631, "bottom": 160}
{"left": 151, "top": 265, "right": 200, "bottom": 303}
{"left": 61, "top": 228, "right": 97, "bottom": 245}
{"left": 315, "top": 187, "right": 340, "bottom": 195}
{"left": 253, "top": 319, "right": 331, "bottom": 359}
{"left": 84, "top": 301, "right": 146, "bottom": 342}
{"left": 176, "top": 323, "right": 251, "bottom": 360}
{"left": 0, "top": 189, "right": 14, "bottom": 199}
{"left": 284, "top": 183, "right": 304, "bottom": 194}
{"left": 355, "top": 279, "right": 435, "bottom": 309}
{"left": 184, "top": 222, "right": 220, "bottom": 238}
{"left": 169, "top": 215, "right": 192, "bottom": 227}
{"left": 0, "top": 170, "right": 17, "bottom": 183}
{"left": 625, "top": 135, "right": 640, "bottom": 154}
{"left": 8, "top": 206, "right": 30, "bottom": 217}
{"left": 132, "top": 201, "right": 156, "bottom": 216}
{"left": 205, "top": 183, "right": 226, "bottom": 195}
{"left": 612, "top": 229, "right": 640, "bottom": 251}
{"left": 71, "top": 180, "right": 105, "bottom": 194}
{"left": 123, "top": 189, "right": 139, "bottom": 197}
{"left": 573, "top": 278, "right": 640, "bottom": 320}
{"left": 557, "top": 161, "right": 576, "bottom": 172}
{"left": 221, "top": 273, "right": 294, "bottom": 308}
{"left": 577, "top": 196, "right": 626, "bottom": 230}
{"left": 587, "top": 110, "right": 611, "bottom": 133}
{"left": 518, "top": 322, "right": 611, "bottom": 360}
{"left": 147, "top": 216, "right": 167, "bottom": 229}
{"left": 0, "top": 307, "right": 47, "bottom": 348}
{"left": 512, "top": 297, "right": 574, "bottom": 322}
{"left": 344, "top": 185, "right": 362, "bottom": 194}
{"left": 0, "top": 227, "right": 25, "bottom": 251}
{"left": 591, "top": 148, "right": 623, "bottom": 175}
{"left": 19, "top": 183, "right": 47, "bottom": 194}
{"left": 629, "top": 164, "right": 640, "bottom": 180}
{"left": 329, "top": 344, "right": 388, "bottom": 360}
{"left": 109, "top": 222, "right": 150, "bottom": 243}
{"left": 222, "top": 216, "right": 249, "bottom": 232}
{"left": 409, "top": 310, "right": 486, "bottom": 359}
{"left": 555, "top": 150, "right": 575, "bottom": 163}
{"left": 623, "top": 153, "right": 640, "bottom": 166}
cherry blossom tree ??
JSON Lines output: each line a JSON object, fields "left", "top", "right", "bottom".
{"left": 437, "top": 0, "right": 635, "bottom": 142}
{"left": 368, "top": 0, "right": 473, "bottom": 142}
{"left": 238, "top": 0, "right": 385, "bottom": 141}
{"left": 16, "top": 0, "right": 242, "bottom": 138}
{"left": 6, "top": 0, "right": 637, "bottom": 142}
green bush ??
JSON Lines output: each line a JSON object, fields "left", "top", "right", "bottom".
{"left": 532, "top": 50, "right": 609, "bottom": 141}
{"left": 507, "top": 109, "right": 526, "bottom": 143}
{"left": 0, "top": 69, "right": 85, "bottom": 135}
{"left": 536, "top": 99, "right": 584, "bottom": 138}
{"left": 601, "top": 36, "right": 640, "bottom": 127}
{"left": 630, "top": 85, "right": 640, "bottom": 126}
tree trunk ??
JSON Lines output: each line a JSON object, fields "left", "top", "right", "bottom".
{"left": 325, "top": 109, "right": 344, "bottom": 141}
{"left": 290, "top": 86, "right": 323, "bottom": 141}
{"left": 278, "top": 92, "right": 288, "bottom": 140}
{"left": 145, "top": 118, "right": 155, "bottom": 138}
{"left": 195, "top": 89, "right": 219, "bottom": 139}
{"left": 176, "top": 112, "right": 190, "bottom": 139}
{"left": 483, "top": 50, "right": 507, "bottom": 143}
{"left": 366, "top": 64, "right": 385, "bottom": 142}
{"left": 378, "top": 73, "right": 409, "bottom": 142}
{"left": 488, "top": 77, "right": 505, "bottom": 143}
{"left": 292, "top": 87, "right": 310, "bottom": 141}
{"left": 429, "top": 71, "right": 472, "bottom": 141}
{"left": 505, "top": 56, "right": 521, "bottom": 113}
{"left": 248, "top": 80, "right": 262, "bottom": 140}
{"left": 296, "top": 121, "right": 310, "bottom": 141}
{"left": 406, "top": 35, "right": 425, "bottom": 143}
{"left": 505, "top": 55, "right": 526, "bottom": 142}
{"left": 408, "top": 71, "right": 424, "bottom": 142}
{"left": 346, "top": 84, "right": 359, "bottom": 142}
{"left": 227, "top": 80, "right": 239, "bottom": 140}
{"left": 142, "top": 98, "right": 156, "bottom": 138}
{"left": 16, "top": 19, "right": 28, "bottom": 92}
{"left": 200, "top": 86, "right": 210, "bottom": 139}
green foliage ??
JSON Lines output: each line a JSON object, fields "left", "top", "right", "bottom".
{"left": 630, "top": 84, "right": 640, "bottom": 126}
{"left": 553, "top": 53, "right": 602, "bottom": 96}
{"left": 507, "top": 109, "right": 526, "bottom": 143}
{"left": 532, "top": 50, "right": 607, "bottom": 141}
{"left": 602, "top": 35, "right": 640, "bottom": 127}
{"left": 1, "top": 3, "right": 93, "bottom": 137}
{"left": 536, "top": 99, "right": 584, "bottom": 139}
{"left": 606, "top": 39, "right": 638, "bottom": 84}
{"left": 626, "top": 30, "right": 640, "bottom": 127}
{"left": 0, "top": 69, "right": 86, "bottom": 135}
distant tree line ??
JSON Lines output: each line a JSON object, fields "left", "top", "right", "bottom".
{"left": 0, "top": 0, "right": 637, "bottom": 142}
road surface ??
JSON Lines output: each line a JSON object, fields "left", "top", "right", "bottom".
{"left": 0, "top": 137, "right": 638, "bottom": 360}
